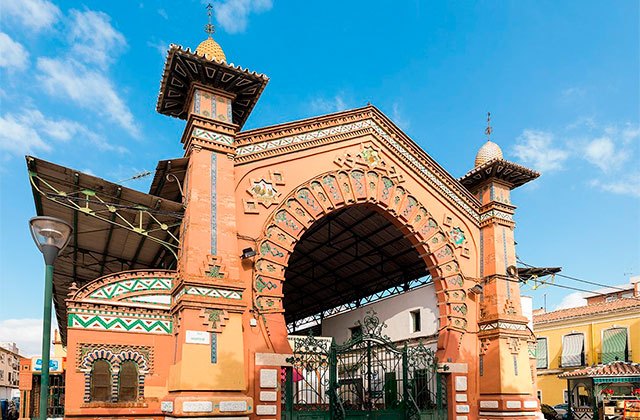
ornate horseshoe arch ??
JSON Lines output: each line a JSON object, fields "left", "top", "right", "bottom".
{"left": 252, "top": 154, "right": 472, "bottom": 358}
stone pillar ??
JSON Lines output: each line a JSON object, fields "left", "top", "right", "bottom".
{"left": 166, "top": 85, "right": 253, "bottom": 415}
{"left": 474, "top": 180, "right": 541, "bottom": 419}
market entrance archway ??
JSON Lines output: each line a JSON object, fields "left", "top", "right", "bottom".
{"left": 284, "top": 203, "right": 430, "bottom": 329}
{"left": 252, "top": 167, "right": 471, "bottom": 364}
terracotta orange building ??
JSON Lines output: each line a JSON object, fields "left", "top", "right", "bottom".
{"left": 24, "top": 22, "right": 545, "bottom": 420}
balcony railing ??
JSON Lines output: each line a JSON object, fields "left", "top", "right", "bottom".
{"left": 596, "top": 350, "right": 631, "bottom": 364}
{"left": 558, "top": 353, "right": 587, "bottom": 369}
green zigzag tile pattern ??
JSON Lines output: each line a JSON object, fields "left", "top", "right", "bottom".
{"left": 175, "top": 286, "right": 242, "bottom": 300}
{"left": 68, "top": 313, "right": 172, "bottom": 334}
{"left": 89, "top": 277, "right": 173, "bottom": 300}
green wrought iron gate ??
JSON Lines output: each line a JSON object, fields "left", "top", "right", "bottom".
{"left": 282, "top": 312, "right": 447, "bottom": 420}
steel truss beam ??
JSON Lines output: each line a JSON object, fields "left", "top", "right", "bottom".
{"left": 28, "top": 171, "right": 182, "bottom": 258}
{"left": 286, "top": 276, "right": 433, "bottom": 333}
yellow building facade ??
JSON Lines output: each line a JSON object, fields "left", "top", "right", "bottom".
{"left": 534, "top": 278, "right": 640, "bottom": 406}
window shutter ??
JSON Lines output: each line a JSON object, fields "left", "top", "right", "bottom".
{"left": 561, "top": 334, "right": 584, "bottom": 367}
{"left": 118, "top": 361, "right": 139, "bottom": 401}
{"left": 602, "top": 328, "right": 627, "bottom": 363}
{"left": 536, "top": 338, "right": 548, "bottom": 369}
{"left": 90, "top": 360, "right": 111, "bottom": 402}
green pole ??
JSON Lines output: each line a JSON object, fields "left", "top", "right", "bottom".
{"left": 39, "top": 264, "right": 54, "bottom": 420}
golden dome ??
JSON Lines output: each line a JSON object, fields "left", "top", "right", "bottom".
{"left": 196, "top": 37, "right": 226, "bottom": 62}
{"left": 474, "top": 140, "right": 503, "bottom": 167}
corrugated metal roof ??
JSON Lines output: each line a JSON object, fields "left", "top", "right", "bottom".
{"left": 26, "top": 156, "right": 183, "bottom": 343}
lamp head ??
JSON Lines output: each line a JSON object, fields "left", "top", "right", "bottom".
{"left": 469, "top": 283, "right": 484, "bottom": 295}
{"left": 241, "top": 247, "right": 256, "bottom": 259}
{"left": 29, "top": 216, "right": 73, "bottom": 264}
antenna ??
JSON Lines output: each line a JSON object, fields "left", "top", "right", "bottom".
{"left": 484, "top": 112, "right": 493, "bottom": 141}
{"left": 118, "top": 170, "right": 152, "bottom": 184}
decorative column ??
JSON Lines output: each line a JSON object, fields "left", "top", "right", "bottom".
{"left": 155, "top": 23, "right": 268, "bottom": 415}
{"left": 459, "top": 117, "right": 542, "bottom": 419}
{"left": 168, "top": 85, "right": 247, "bottom": 395}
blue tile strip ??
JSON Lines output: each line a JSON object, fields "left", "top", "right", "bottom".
{"left": 503, "top": 227, "right": 510, "bottom": 299}
{"left": 211, "top": 333, "right": 217, "bottom": 363}
{"left": 479, "top": 230, "right": 484, "bottom": 278}
{"left": 211, "top": 153, "right": 217, "bottom": 254}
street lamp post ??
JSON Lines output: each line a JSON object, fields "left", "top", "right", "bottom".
{"left": 29, "top": 217, "right": 72, "bottom": 420}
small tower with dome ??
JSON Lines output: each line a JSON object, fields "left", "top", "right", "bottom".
{"left": 155, "top": 2, "right": 268, "bottom": 410}
{"left": 459, "top": 113, "right": 541, "bottom": 408}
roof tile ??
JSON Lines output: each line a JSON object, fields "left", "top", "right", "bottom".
{"left": 533, "top": 298, "right": 640, "bottom": 324}
{"left": 558, "top": 361, "right": 640, "bottom": 378}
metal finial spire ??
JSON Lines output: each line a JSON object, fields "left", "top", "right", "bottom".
{"left": 204, "top": 3, "right": 215, "bottom": 37}
{"left": 484, "top": 112, "right": 493, "bottom": 140}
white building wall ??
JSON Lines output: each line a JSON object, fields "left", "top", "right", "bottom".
{"left": 521, "top": 295, "right": 533, "bottom": 330}
{"left": 321, "top": 283, "right": 439, "bottom": 345}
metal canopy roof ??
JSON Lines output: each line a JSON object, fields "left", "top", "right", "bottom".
{"left": 518, "top": 266, "right": 562, "bottom": 281}
{"left": 26, "top": 156, "right": 183, "bottom": 343}
{"left": 283, "top": 204, "right": 429, "bottom": 323}
{"left": 149, "top": 157, "right": 189, "bottom": 203}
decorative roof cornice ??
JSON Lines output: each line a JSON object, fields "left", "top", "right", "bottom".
{"left": 236, "top": 106, "right": 481, "bottom": 223}
{"left": 459, "top": 158, "right": 540, "bottom": 191}
{"left": 156, "top": 44, "right": 269, "bottom": 128}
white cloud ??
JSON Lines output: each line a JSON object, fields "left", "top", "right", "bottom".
{"left": 621, "top": 123, "right": 640, "bottom": 144}
{"left": 310, "top": 95, "right": 348, "bottom": 114}
{"left": 583, "top": 136, "right": 628, "bottom": 172}
{"left": 0, "top": 114, "right": 50, "bottom": 155}
{"left": 68, "top": 9, "right": 127, "bottom": 69}
{"left": 37, "top": 58, "right": 140, "bottom": 137}
{"left": 0, "top": 107, "right": 127, "bottom": 156}
{"left": 147, "top": 40, "right": 169, "bottom": 58}
{"left": 590, "top": 173, "right": 640, "bottom": 198}
{"left": 214, "top": 0, "right": 273, "bottom": 33}
{"left": 391, "top": 102, "right": 410, "bottom": 130}
{"left": 2, "top": 0, "right": 61, "bottom": 32}
{"left": 512, "top": 129, "right": 569, "bottom": 172}
{"left": 157, "top": 8, "right": 169, "bottom": 20}
{"left": 0, "top": 32, "right": 29, "bottom": 70}
{"left": 560, "top": 87, "right": 586, "bottom": 100}
{"left": 554, "top": 292, "right": 587, "bottom": 311}
{"left": 0, "top": 318, "right": 57, "bottom": 357}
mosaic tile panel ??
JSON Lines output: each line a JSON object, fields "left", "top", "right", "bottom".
{"left": 68, "top": 311, "right": 172, "bottom": 334}
{"left": 193, "top": 127, "right": 234, "bottom": 146}
{"left": 89, "top": 277, "right": 172, "bottom": 300}
{"left": 175, "top": 285, "right": 243, "bottom": 300}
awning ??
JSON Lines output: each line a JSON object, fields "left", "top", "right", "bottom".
{"left": 562, "top": 334, "right": 584, "bottom": 367}
{"left": 536, "top": 338, "right": 548, "bottom": 369}
{"left": 593, "top": 377, "right": 640, "bottom": 384}
{"left": 602, "top": 328, "right": 627, "bottom": 363}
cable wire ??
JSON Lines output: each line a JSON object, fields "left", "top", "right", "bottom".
{"left": 516, "top": 257, "right": 640, "bottom": 301}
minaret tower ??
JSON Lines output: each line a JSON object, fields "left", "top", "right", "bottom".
{"left": 460, "top": 114, "right": 542, "bottom": 419}
{"left": 156, "top": 4, "right": 268, "bottom": 416}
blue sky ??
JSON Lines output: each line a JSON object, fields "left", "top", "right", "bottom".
{"left": 0, "top": 0, "right": 638, "bottom": 355}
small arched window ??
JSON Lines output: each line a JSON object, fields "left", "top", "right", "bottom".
{"left": 90, "top": 360, "right": 111, "bottom": 401}
{"left": 118, "top": 361, "right": 138, "bottom": 401}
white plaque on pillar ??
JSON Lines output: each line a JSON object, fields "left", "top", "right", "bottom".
{"left": 183, "top": 401, "right": 213, "bottom": 412}
{"left": 260, "top": 369, "right": 278, "bottom": 388}
{"left": 220, "top": 401, "right": 248, "bottom": 412}
{"left": 186, "top": 330, "right": 210, "bottom": 345}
